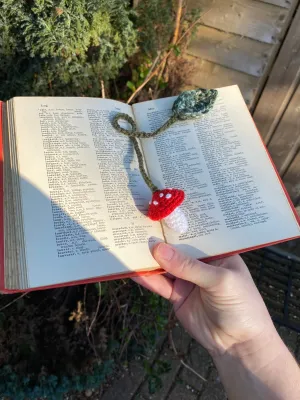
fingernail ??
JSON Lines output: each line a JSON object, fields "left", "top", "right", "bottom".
{"left": 156, "top": 243, "right": 175, "bottom": 261}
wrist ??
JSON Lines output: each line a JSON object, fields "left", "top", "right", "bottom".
{"left": 211, "top": 325, "right": 284, "bottom": 372}
{"left": 211, "top": 326, "right": 300, "bottom": 400}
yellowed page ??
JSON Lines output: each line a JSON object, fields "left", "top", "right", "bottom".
{"left": 133, "top": 86, "right": 300, "bottom": 259}
{"left": 12, "top": 97, "right": 163, "bottom": 288}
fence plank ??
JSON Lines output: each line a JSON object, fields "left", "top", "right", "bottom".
{"left": 187, "top": 26, "right": 273, "bottom": 77}
{"left": 188, "top": 0, "right": 289, "bottom": 44}
{"left": 283, "top": 152, "right": 300, "bottom": 204}
{"left": 267, "top": 84, "right": 300, "bottom": 175}
{"left": 253, "top": 4, "right": 300, "bottom": 142}
{"left": 183, "top": 55, "right": 258, "bottom": 106}
{"left": 259, "top": 0, "right": 295, "bottom": 7}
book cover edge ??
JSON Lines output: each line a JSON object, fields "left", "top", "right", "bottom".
{"left": 0, "top": 101, "right": 5, "bottom": 291}
{"left": 1, "top": 234, "right": 300, "bottom": 293}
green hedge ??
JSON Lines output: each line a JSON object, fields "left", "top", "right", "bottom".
{"left": 0, "top": 0, "right": 137, "bottom": 99}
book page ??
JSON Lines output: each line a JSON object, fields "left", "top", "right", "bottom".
{"left": 133, "top": 86, "right": 300, "bottom": 259}
{"left": 12, "top": 97, "right": 163, "bottom": 288}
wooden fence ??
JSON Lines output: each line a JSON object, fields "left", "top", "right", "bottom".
{"left": 254, "top": 4, "right": 300, "bottom": 210}
{"left": 186, "top": 0, "right": 300, "bottom": 210}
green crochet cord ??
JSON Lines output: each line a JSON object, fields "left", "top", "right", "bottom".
{"left": 112, "top": 88, "right": 218, "bottom": 193}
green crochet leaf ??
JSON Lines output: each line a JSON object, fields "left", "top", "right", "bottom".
{"left": 172, "top": 88, "right": 218, "bottom": 120}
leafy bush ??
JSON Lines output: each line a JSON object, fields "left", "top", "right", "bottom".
{"left": 0, "top": 0, "right": 137, "bottom": 99}
{"left": 0, "top": 1, "right": 196, "bottom": 397}
{"left": 144, "top": 360, "right": 171, "bottom": 394}
{"left": 135, "top": 0, "right": 174, "bottom": 57}
{"left": 0, "top": 362, "right": 112, "bottom": 400}
{"left": 0, "top": 282, "right": 169, "bottom": 399}
{"left": 119, "top": 0, "right": 201, "bottom": 102}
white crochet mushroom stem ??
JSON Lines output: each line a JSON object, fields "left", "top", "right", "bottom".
{"left": 163, "top": 207, "right": 188, "bottom": 234}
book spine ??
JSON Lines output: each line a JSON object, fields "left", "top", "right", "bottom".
{"left": 0, "top": 102, "right": 4, "bottom": 290}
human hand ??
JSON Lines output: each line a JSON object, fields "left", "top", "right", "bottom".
{"left": 133, "top": 243, "right": 275, "bottom": 356}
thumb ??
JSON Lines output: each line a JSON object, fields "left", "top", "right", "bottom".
{"left": 153, "top": 243, "right": 222, "bottom": 289}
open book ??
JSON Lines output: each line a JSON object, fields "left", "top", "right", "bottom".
{"left": 0, "top": 85, "right": 299, "bottom": 292}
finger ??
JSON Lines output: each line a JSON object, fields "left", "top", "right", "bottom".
{"left": 153, "top": 243, "right": 222, "bottom": 289}
{"left": 132, "top": 274, "right": 173, "bottom": 300}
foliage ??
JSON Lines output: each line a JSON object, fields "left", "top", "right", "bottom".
{"left": 0, "top": 0, "right": 137, "bottom": 99}
{"left": 135, "top": 0, "right": 174, "bottom": 58}
{"left": 126, "top": 56, "right": 153, "bottom": 94}
{"left": 94, "top": 280, "right": 169, "bottom": 357}
{"left": 124, "top": 55, "right": 168, "bottom": 99}
{"left": 135, "top": 0, "right": 201, "bottom": 59}
{"left": 0, "top": 362, "right": 112, "bottom": 400}
{"left": 0, "top": 1, "right": 200, "bottom": 397}
{"left": 117, "top": 0, "right": 202, "bottom": 102}
{"left": 144, "top": 360, "right": 172, "bottom": 394}
{"left": 0, "top": 281, "right": 169, "bottom": 398}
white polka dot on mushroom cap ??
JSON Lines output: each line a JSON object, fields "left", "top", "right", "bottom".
{"left": 149, "top": 201, "right": 152, "bottom": 205}
{"left": 159, "top": 193, "right": 164, "bottom": 198}
{"left": 166, "top": 193, "right": 172, "bottom": 199}
{"left": 153, "top": 200, "right": 159, "bottom": 205}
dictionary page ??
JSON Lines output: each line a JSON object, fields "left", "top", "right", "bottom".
{"left": 133, "top": 85, "right": 300, "bottom": 259}
{"left": 11, "top": 97, "right": 163, "bottom": 289}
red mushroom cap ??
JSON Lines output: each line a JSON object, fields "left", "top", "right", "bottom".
{"left": 148, "top": 188, "right": 185, "bottom": 221}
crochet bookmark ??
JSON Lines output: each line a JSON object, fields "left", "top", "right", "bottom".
{"left": 112, "top": 88, "right": 218, "bottom": 234}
